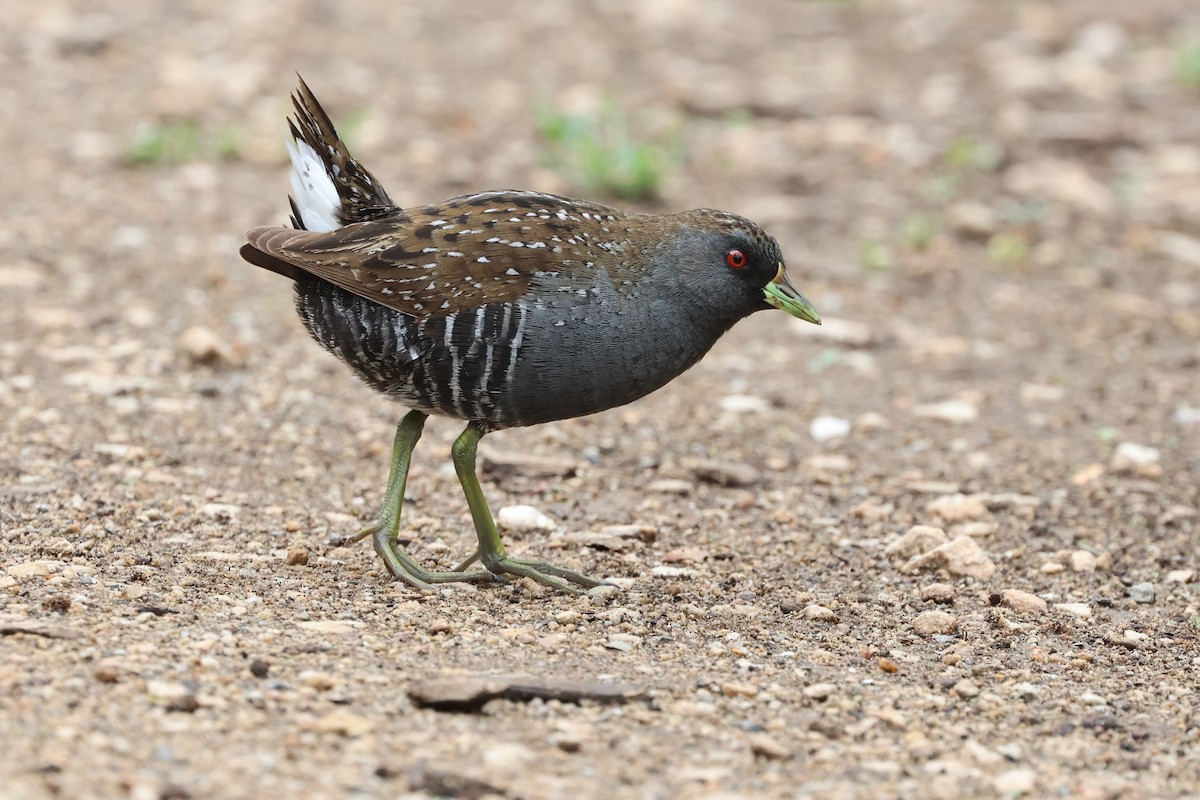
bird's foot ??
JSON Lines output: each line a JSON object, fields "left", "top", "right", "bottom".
{"left": 480, "top": 554, "right": 608, "bottom": 594}
{"left": 352, "top": 521, "right": 498, "bottom": 591}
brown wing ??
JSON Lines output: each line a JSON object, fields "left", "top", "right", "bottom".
{"left": 242, "top": 191, "right": 635, "bottom": 318}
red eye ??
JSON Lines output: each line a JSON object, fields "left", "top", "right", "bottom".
{"left": 726, "top": 248, "right": 747, "bottom": 269}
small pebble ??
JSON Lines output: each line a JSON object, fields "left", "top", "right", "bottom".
{"left": 721, "top": 682, "right": 759, "bottom": 698}
{"left": 1165, "top": 569, "right": 1194, "bottom": 584}
{"left": 748, "top": 732, "right": 790, "bottom": 761}
{"left": 94, "top": 662, "right": 124, "bottom": 683}
{"left": 299, "top": 671, "right": 337, "bottom": 691}
{"left": 497, "top": 505, "right": 556, "bottom": 532}
{"left": 913, "top": 610, "right": 958, "bottom": 635}
{"left": 587, "top": 584, "right": 621, "bottom": 601}
{"left": 1001, "top": 589, "right": 1048, "bottom": 614}
{"left": 901, "top": 536, "right": 996, "bottom": 581}
{"left": 1109, "top": 441, "right": 1161, "bottom": 475}
{"left": 646, "top": 479, "right": 693, "bottom": 495}
{"left": 690, "top": 459, "right": 760, "bottom": 487}
{"left": 885, "top": 525, "right": 949, "bottom": 560}
{"left": 802, "top": 604, "right": 837, "bottom": 622}
{"left": 249, "top": 659, "right": 270, "bottom": 679}
{"left": 803, "top": 683, "right": 837, "bottom": 700}
{"left": 1069, "top": 550, "right": 1097, "bottom": 572}
{"left": 920, "top": 583, "right": 956, "bottom": 604}
{"left": 953, "top": 679, "right": 980, "bottom": 699}
{"left": 912, "top": 399, "right": 978, "bottom": 423}
{"left": 1128, "top": 582, "right": 1156, "bottom": 604}
{"left": 926, "top": 493, "right": 989, "bottom": 523}
{"left": 286, "top": 547, "right": 309, "bottom": 566}
{"left": 993, "top": 767, "right": 1037, "bottom": 795}
{"left": 1053, "top": 603, "right": 1092, "bottom": 618}
{"left": 179, "top": 325, "right": 237, "bottom": 366}
{"left": 809, "top": 415, "right": 851, "bottom": 442}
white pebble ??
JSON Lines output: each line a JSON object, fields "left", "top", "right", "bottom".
{"left": 810, "top": 415, "right": 851, "bottom": 442}
{"left": 496, "top": 505, "right": 556, "bottom": 532}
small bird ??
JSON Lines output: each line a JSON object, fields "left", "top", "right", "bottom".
{"left": 241, "top": 79, "right": 820, "bottom": 593}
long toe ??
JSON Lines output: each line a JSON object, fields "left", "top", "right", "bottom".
{"left": 488, "top": 557, "right": 608, "bottom": 594}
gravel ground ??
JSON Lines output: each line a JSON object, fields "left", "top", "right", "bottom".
{"left": 2, "top": 2, "right": 1199, "bottom": 798}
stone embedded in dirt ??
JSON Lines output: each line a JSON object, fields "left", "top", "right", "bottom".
{"left": 1109, "top": 442, "right": 1162, "bottom": 477}
{"left": 1019, "top": 383, "right": 1066, "bottom": 405}
{"left": 717, "top": 394, "right": 770, "bottom": 413}
{"left": 926, "top": 493, "right": 990, "bottom": 523}
{"left": 0, "top": 620, "right": 83, "bottom": 640}
{"left": 803, "top": 683, "right": 837, "bottom": 700}
{"left": 1175, "top": 405, "right": 1200, "bottom": 426}
{"left": 1069, "top": 550, "right": 1098, "bottom": 572}
{"left": 1158, "top": 505, "right": 1198, "bottom": 527}
{"left": 885, "top": 525, "right": 949, "bottom": 560}
{"left": 852, "top": 500, "right": 894, "bottom": 522}
{"left": 662, "top": 547, "right": 708, "bottom": 563}
{"left": 285, "top": 547, "right": 309, "bottom": 566}
{"left": 947, "top": 201, "right": 998, "bottom": 239}
{"left": 650, "top": 565, "right": 697, "bottom": 578}
{"left": 689, "top": 459, "right": 760, "bottom": 487}
{"left": 1053, "top": 603, "right": 1091, "bottom": 618}
{"left": 147, "top": 680, "right": 200, "bottom": 713}
{"left": 1165, "top": 569, "right": 1195, "bottom": 584}
{"left": 994, "top": 767, "right": 1037, "bottom": 796}
{"left": 313, "top": 710, "right": 371, "bottom": 737}
{"left": 587, "top": 584, "right": 621, "bottom": 601}
{"left": 803, "top": 604, "right": 837, "bottom": 622}
{"left": 496, "top": 505, "right": 556, "bottom": 532}
{"left": 721, "top": 681, "right": 758, "bottom": 698}
{"left": 1041, "top": 561, "right": 1066, "bottom": 574}
{"left": 93, "top": 661, "right": 125, "bottom": 683}
{"left": 809, "top": 415, "right": 851, "bottom": 442}
{"left": 953, "top": 679, "right": 980, "bottom": 699}
{"left": 855, "top": 411, "right": 890, "bottom": 431}
{"left": 748, "top": 732, "right": 790, "bottom": 761}
{"left": 198, "top": 503, "right": 240, "bottom": 521}
{"left": 407, "top": 674, "right": 648, "bottom": 713}
{"left": 249, "top": 659, "right": 270, "bottom": 678}
{"left": 6, "top": 561, "right": 58, "bottom": 578}
{"left": 179, "top": 325, "right": 238, "bottom": 366}
{"left": 646, "top": 478, "right": 693, "bottom": 495}
{"left": 1128, "top": 582, "right": 1156, "bottom": 604}
{"left": 1001, "top": 589, "right": 1047, "bottom": 614}
{"left": 300, "top": 670, "right": 337, "bottom": 691}
{"left": 478, "top": 447, "right": 578, "bottom": 479}
{"left": 921, "top": 583, "right": 956, "bottom": 604}
{"left": 912, "top": 399, "right": 979, "bottom": 423}
{"left": 913, "top": 610, "right": 958, "bottom": 635}
{"left": 901, "top": 536, "right": 996, "bottom": 581}
{"left": 804, "top": 454, "right": 854, "bottom": 474}
{"left": 1071, "top": 463, "right": 1106, "bottom": 486}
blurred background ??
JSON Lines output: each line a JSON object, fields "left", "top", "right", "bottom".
{"left": 2, "top": 1, "right": 1199, "bottom": 798}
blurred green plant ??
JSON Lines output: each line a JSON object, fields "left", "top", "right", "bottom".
{"left": 536, "top": 100, "right": 683, "bottom": 201}
{"left": 860, "top": 238, "right": 893, "bottom": 272}
{"left": 1175, "top": 36, "right": 1200, "bottom": 89}
{"left": 986, "top": 232, "right": 1030, "bottom": 267}
{"left": 125, "top": 119, "right": 243, "bottom": 166}
{"left": 898, "top": 213, "right": 941, "bottom": 251}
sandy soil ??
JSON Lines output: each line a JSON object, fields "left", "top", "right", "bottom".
{"left": 2, "top": 1, "right": 1199, "bottom": 798}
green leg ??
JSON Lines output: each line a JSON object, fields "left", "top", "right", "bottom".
{"left": 351, "top": 410, "right": 495, "bottom": 590}
{"left": 451, "top": 422, "right": 606, "bottom": 594}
